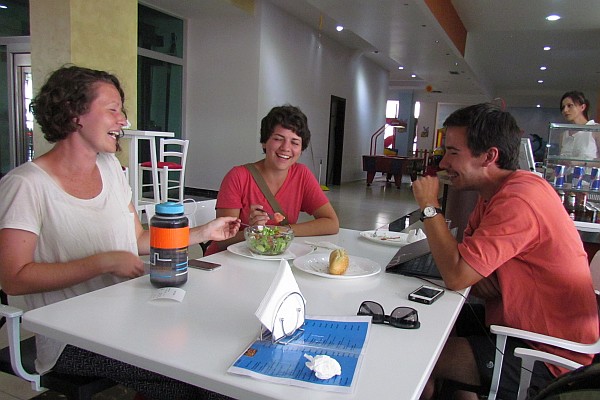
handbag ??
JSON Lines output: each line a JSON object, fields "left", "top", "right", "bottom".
{"left": 245, "top": 163, "right": 289, "bottom": 226}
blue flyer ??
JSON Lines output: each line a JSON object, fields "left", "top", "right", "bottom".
{"left": 228, "top": 316, "right": 371, "bottom": 393}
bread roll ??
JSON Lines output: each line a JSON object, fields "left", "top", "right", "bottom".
{"left": 328, "top": 249, "right": 349, "bottom": 275}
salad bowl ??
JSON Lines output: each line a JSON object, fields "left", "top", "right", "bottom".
{"left": 244, "top": 225, "right": 294, "bottom": 256}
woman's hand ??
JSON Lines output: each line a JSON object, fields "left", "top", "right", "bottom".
{"left": 198, "top": 216, "right": 241, "bottom": 242}
{"left": 249, "top": 204, "right": 270, "bottom": 226}
{"left": 95, "top": 251, "right": 146, "bottom": 278}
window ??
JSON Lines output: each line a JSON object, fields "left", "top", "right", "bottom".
{"left": 137, "top": 4, "right": 183, "bottom": 137}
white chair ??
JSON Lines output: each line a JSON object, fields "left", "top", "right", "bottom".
{"left": 139, "top": 138, "right": 189, "bottom": 204}
{"left": 487, "top": 253, "right": 600, "bottom": 400}
{"left": 145, "top": 199, "right": 217, "bottom": 256}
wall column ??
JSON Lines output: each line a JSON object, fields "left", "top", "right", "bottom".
{"left": 29, "top": 0, "right": 137, "bottom": 166}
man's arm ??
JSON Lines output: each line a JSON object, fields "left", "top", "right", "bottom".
{"left": 412, "top": 176, "right": 484, "bottom": 290}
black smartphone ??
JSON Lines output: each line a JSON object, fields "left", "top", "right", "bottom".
{"left": 188, "top": 259, "right": 221, "bottom": 271}
{"left": 408, "top": 285, "right": 444, "bottom": 304}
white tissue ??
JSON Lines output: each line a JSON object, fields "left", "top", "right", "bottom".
{"left": 304, "top": 354, "right": 342, "bottom": 380}
{"left": 407, "top": 228, "right": 427, "bottom": 243}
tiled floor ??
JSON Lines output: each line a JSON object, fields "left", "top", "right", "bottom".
{"left": 0, "top": 175, "right": 418, "bottom": 399}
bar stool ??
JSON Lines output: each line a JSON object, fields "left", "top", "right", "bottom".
{"left": 139, "top": 138, "right": 189, "bottom": 203}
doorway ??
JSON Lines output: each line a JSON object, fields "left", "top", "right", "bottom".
{"left": 326, "top": 95, "right": 346, "bottom": 186}
{"left": 0, "top": 41, "right": 32, "bottom": 177}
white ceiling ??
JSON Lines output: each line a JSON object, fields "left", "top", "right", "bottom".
{"left": 144, "top": 0, "right": 600, "bottom": 109}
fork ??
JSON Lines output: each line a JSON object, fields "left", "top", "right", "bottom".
{"left": 372, "top": 223, "right": 389, "bottom": 237}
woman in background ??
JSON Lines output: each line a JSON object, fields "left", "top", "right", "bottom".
{"left": 206, "top": 105, "right": 339, "bottom": 255}
{"left": 559, "top": 90, "right": 598, "bottom": 159}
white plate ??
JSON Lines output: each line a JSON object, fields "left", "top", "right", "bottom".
{"left": 292, "top": 254, "right": 381, "bottom": 279}
{"left": 359, "top": 230, "right": 410, "bottom": 246}
{"left": 227, "top": 241, "right": 314, "bottom": 260}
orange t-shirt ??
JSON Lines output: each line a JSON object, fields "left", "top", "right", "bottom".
{"left": 458, "top": 171, "right": 599, "bottom": 377}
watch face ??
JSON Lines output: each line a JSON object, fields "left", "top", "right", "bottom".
{"left": 424, "top": 207, "right": 437, "bottom": 217}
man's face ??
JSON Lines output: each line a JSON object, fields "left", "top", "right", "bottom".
{"left": 439, "top": 126, "right": 489, "bottom": 191}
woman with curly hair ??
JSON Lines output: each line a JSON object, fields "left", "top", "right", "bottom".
{"left": 0, "top": 65, "right": 239, "bottom": 399}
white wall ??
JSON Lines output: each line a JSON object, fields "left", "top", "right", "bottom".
{"left": 182, "top": 0, "right": 389, "bottom": 190}
{"left": 256, "top": 0, "right": 389, "bottom": 183}
{"left": 184, "top": 6, "right": 261, "bottom": 191}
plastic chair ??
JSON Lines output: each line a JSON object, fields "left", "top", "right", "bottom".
{"left": 0, "top": 290, "right": 117, "bottom": 399}
{"left": 145, "top": 199, "right": 217, "bottom": 255}
{"left": 487, "top": 254, "right": 600, "bottom": 400}
{"left": 139, "top": 138, "right": 189, "bottom": 203}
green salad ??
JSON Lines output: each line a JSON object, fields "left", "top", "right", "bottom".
{"left": 246, "top": 226, "right": 293, "bottom": 255}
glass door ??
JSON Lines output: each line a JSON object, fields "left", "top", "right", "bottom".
{"left": 0, "top": 42, "right": 31, "bottom": 177}
{"left": 13, "top": 52, "right": 33, "bottom": 166}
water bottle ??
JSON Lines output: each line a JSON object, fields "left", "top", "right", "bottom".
{"left": 149, "top": 202, "right": 189, "bottom": 287}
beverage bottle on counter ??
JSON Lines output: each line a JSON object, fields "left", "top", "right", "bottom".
{"left": 575, "top": 193, "right": 594, "bottom": 222}
{"left": 557, "top": 190, "right": 565, "bottom": 204}
{"left": 565, "top": 192, "right": 577, "bottom": 220}
{"left": 585, "top": 203, "right": 598, "bottom": 223}
{"left": 149, "top": 202, "right": 189, "bottom": 287}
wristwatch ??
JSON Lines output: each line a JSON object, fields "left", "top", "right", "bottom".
{"left": 420, "top": 206, "right": 443, "bottom": 222}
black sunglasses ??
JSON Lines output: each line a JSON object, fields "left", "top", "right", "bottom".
{"left": 357, "top": 301, "right": 420, "bottom": 329}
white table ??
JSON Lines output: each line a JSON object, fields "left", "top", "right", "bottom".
{"left": 122, "top": 130, "right": 175, "bottom": 215}
{"left": 22, "top": 229, "right": 467, "bottom": 400}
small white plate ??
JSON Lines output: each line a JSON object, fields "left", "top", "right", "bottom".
{"left": 227, "top": 241, "right": 314, "bottom": 260}
{"left": 293, "top": 254, "right": 381, "bottom": 279}
{"left": 359, "top": 230, "right": 410, "bottom": 246}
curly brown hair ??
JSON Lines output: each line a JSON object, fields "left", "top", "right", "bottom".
{"left": 30, "top": 65, "right": 126, "bottom": 143}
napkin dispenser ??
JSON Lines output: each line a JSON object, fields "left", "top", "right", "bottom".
{"left": 255, "top": 259, "right": 306, "bottom": 343}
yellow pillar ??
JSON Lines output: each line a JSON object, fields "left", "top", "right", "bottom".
{"left": 29, "top": 0, "right": 137, "bottom": 166}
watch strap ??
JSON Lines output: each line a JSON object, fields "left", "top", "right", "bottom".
{"left": 420, "top": 207, "right": 443, "bottom": 222}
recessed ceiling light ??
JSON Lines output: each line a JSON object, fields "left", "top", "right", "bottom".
{"left": 398, "top": 66, "right": 404, "bottom": 70}
{"left": 543, "top": 46, "right": 551, "bottom": 51}
{"left": 540, "top": 66, "right": 547, "bottom": 71}
{"left": 411, "top": 74, "right": 417, "bottom": 78}
{"left": 336, "top": 25, "right": 344, "bottom": 32}
{"left": 0, "top": 5, "right": 7, "bottom": 9}
{"left": 546, "top": 14, "right": 561, "bottom": 21}
{"left": 537, "top": 80, "right": 544, "bottom": 84}
{"left": 536, "top": 104, "right": 541, "bottom": 108}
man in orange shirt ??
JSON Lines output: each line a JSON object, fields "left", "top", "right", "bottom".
{"left": 413, "top": 103, "right": 598, "bottom": 400}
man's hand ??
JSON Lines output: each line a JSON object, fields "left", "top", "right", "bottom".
{"left": 412, "top": 175, "right": 441, "bottom": 208}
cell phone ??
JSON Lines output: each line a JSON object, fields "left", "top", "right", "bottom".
{"left": 408, "top": 285, "right": 444, "bottom": 304}
{"left": 188, "top": 259, "right": 221, "bottom": 271}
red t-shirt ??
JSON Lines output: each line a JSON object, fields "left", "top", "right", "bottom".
{"left": 205, "top": 163, "right": 329, "bottom": 255}
{"left": 458, "top": 170, "right": 599, "bottom": 376}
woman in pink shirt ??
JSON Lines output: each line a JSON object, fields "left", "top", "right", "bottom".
{"left": 206, "top": 105, "right": 339, "bottom": 255}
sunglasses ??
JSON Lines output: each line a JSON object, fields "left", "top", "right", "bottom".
{"left": 357, "top": 301, "right": 420, "bottom": 329}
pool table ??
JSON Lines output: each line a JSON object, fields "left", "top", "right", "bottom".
{"left": 362, "top": 155, "right": 424, "bottom": 188}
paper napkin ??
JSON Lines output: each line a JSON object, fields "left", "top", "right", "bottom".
{"left": 255, "top": 259, "right": 305, "bottom": 341}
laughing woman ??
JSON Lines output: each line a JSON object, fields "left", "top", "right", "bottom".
{"left": 0, "top": 65, "right": 239, "bottom": 399}
{"left": 205, "top": 105, "right": 339, "bottom": 255}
